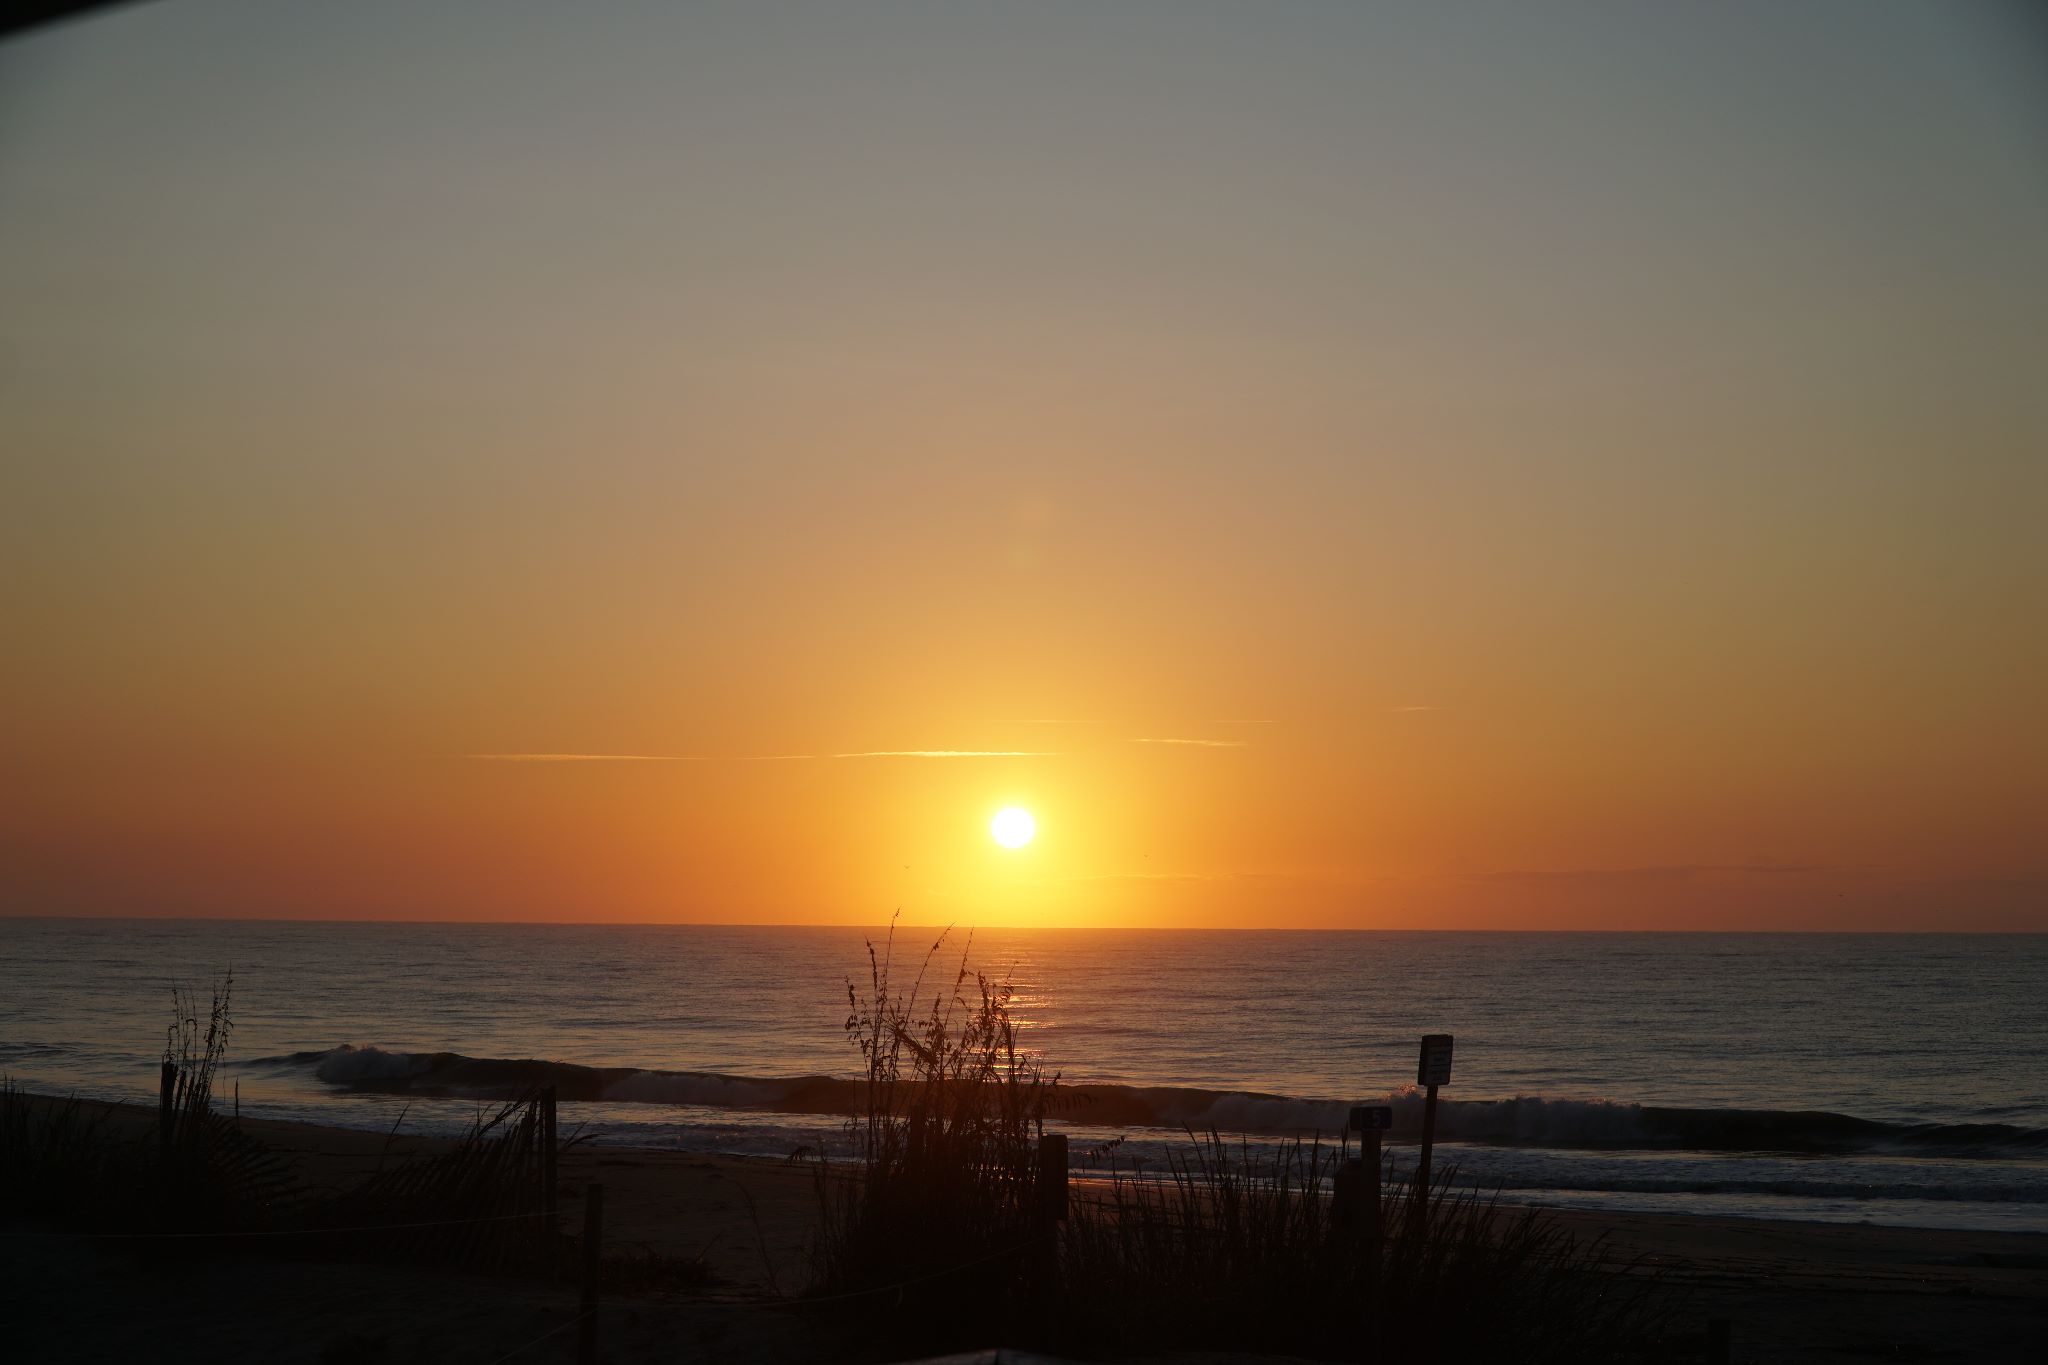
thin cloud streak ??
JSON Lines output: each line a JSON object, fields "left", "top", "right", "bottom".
{"left": 1047, "top": 872, "right": 1211, "bottom": 887}
{"left": 1006, "top": 719, "right": 1275, "bottom": 733}
{"left": 829, "top": 750, "right": 1056, "bottom": 758}
{"left": 1468, "top": 863, "right": 1831, "bottom": 886}
{"left": 469, "top": 750, "right": 1054, "bottom": 763}
{"left": 1132, "top": 737, "right": 1249, "bottom": 748}
{"left": 468, "top": 753, "right": 704, "bottom": 762}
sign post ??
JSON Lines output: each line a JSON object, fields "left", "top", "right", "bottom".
{"left": 1411, "top": 1034, "right": 1453, "bottom": 1237}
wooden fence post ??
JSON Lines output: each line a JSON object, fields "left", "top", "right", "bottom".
{"left": 1707, "top": 1317, "right": 1731, "bottom": 1365}
{"left": 1362, "top": 1126, "right": 1383, "bottom": 1248}
{"left": 541, "top": 1085, "right": 559, "bottom": 1262}
{"left": 1034, "top": 1133, "right": 1068, "bottom": 1328}
{"left": 578, "top": 1182, "right": 604, "bottom": 1365}
{"left": 158, "top": 1059, "right": 177, "bottom": 1156}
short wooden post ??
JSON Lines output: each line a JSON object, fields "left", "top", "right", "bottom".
{"left": 1707, "top": 1317, "right": 1731, "bottom": 1364}
{"left": 158, "top": 1059, "right": 177, "bottom": 1156}
{"left": 1344, "top": 1108, "right": 1391, "bottom": 1245}
{"left": 1361, "top": 1127, "right": 1383, "bottom": 1246}
{"left": 578, "top": 1182, "right": 604, "bottom": 1365}
{"left": 1410, "top": 1034, "right": 1453, "bottom": 1239}
{"left": 541, "top": 1086, "right": 559, "bottom": 1260}
{"left": 1036, "top": 1132, "right": 1069, "bottom": 1225}
{"left": 1343, "top": 1106, "right": 1390, "bottom": 1309}
{"left": 1333, "top": 1158, "right": 1365, "bottom": 1233}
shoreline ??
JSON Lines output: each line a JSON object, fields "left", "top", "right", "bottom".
{"left": 27, "top": 1091, "right": 2048, "bottom": 1237}
{"left": 21, "top": 1078, "right": 2046, "bottom": 1236}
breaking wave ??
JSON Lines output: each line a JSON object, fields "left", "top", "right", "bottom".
{"left": 248, "top": 1046, "right": 2048, "bottom": 1160}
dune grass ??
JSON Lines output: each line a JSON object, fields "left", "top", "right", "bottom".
{"left": 0, "top": 1083, "right": 142, "bottom": 1225}
{"left": 1063, "top": 1133, "right": 1673, "bottom": 1362}
{"left": 807, "top": 931, "right": 1675, "bottom": 1361}
{"left": 805, "top": 926, "right": 1062, "bottom": 1348}
{"left": 2, "top": 974, "right": 616, "bottom": 1280}
{"left": 2, "top": 972, "right": 293, "bottom": 1235}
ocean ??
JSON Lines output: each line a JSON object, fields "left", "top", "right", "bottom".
{"left": 3, "top": 919, "right": 2043, "bottom": 1233}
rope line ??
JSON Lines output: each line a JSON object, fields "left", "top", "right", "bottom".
{"left": 481, "top": 1308, "right": 594, "bottom": 1365}
{"left": 0, "top": 1209, "right": 553, "bottom": 1241}
{"left": 721, "top": 1235, "right": 1043, "bottom": 1311}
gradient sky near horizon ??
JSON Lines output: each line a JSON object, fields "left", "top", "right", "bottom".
{"left": 4, "top": 1, "right": 2044, "bottom": 929}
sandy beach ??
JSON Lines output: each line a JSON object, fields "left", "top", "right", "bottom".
{"left": 4, "top": 1096, "right": 2042, "bottom": 1364}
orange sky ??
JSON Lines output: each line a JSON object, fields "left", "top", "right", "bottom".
{"left": 2, "top": 3, "right": 2044, "bottom": 929}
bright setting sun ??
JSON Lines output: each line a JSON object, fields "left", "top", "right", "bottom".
{"left": 990, "top": 807, "right": 1036, "bottom": 849}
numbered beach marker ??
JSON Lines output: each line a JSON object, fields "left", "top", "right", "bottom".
{"left": 1349, "top": 1105, "right": 1394, "bottom": 1131}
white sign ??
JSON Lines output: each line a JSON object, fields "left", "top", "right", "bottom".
{"left": 1418, "top": 1033, "right": 1454, "bottom": 1088}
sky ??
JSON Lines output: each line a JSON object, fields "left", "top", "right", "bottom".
{"left": 3, "top": 1, "right": 2044, "bottom": 929}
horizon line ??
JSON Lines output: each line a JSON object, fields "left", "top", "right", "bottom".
{"left": 2, "top": 912, "right": 2036, "bottom": 935}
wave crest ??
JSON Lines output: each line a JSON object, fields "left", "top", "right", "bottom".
{"left": 246, "top": 1046, "right": 2048, "bottom": 1159}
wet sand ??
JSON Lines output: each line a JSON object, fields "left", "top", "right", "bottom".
{"left": 5, "top": 1097, "right": 2043, "bottom": 1362}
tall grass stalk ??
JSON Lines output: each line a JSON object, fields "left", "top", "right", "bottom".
{"left": 163, "top": 972, "right": 234, "bottom": 1147}
{"left": 809, "top": 925, "right": 1061, "bottom": 1340}
{"left": 154, "top": 971, "right": 301, "bottom": 1231}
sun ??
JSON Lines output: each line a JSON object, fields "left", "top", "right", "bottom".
{"left": 990, "top": 806, "right": 1037, "bottom": 849}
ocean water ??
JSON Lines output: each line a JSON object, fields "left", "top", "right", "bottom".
{"left": 3, "top": 919, "right": 2044, "bottom": 1233}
